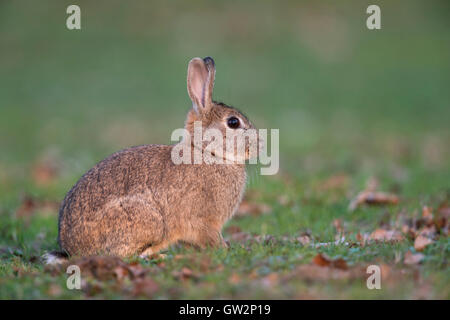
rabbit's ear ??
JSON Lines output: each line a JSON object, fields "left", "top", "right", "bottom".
{"left": 187, "top": 57, "right": 215, "bottom": 114}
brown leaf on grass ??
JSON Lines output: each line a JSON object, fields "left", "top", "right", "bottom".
{"left": 290, "top": 264, "right": 362, "bottom": 282}
{"left": 312, "top": 253, "right": 348, "bottom": 270}
{"left": 127, "top": 261, "right": 148, "bottom": 278}
{"left": 227, "top": 231, "right": 253, "bottom": 243}
{"left": 80, "top": 256, "right": 131, "bottom": 281}
{"left": 224, "top": 225, "right": 242, "bottom": 235}
{"left": 173, "top": 254, "right": 187, "bottom": 261}
{"left": 260, "top": 273, "right": 279, "bottom": 287}
{"left": 422, "top": 206, "right": 433, "bottom": 222}
{"left": 419, "top": 205, "right": 449, "bottom": 237}
{"left": 47, "top": 284, "right": 63, "bottom": 297}
{"left": 355, "top": 232, "right": 364, "bottom": 242}
{"left": 399, "top": 204, "right": 448, "bottom": 241}
{"left": 171, "top": 253, "right": 214, "bottom": 274}
{"left": 349, "top": 191, "right": 399, "bottom": 211}
{"left": 435, "top": 216, "right": 448, "bottom": 233}
{"left": 414, "top": 235, "right": 434, "bottom": 251}
{"left": 333, "top": 219, "right": 344, "bottom": 234}
{"left": 32, "top": 163, "right": 59, "bottom": 186}
{"left": 131, "top": 278, "right": 159, "bottom": 297}
{"left": 437, "top": 202, "right": 450, "bottom": 218}
{"left": 83, "top": 282, "right": 103, "bottom": 297}
{"left": 113, "top": 265, "right": 130, "bottom": 281}
{"left": 332, "top": 259, "right": 349, "bottom": 270}
{"left": 369, "top": 229, "right": 404, "bottom": 242}
{"left": 404, "top": 251, "right": 425, "bottom": 265}
{"left": 312, "top": 253, "right": 330, "bottom": 267}
{"left": 277, "top": 195, "right": 291, "bottom": 206}
{"left": 31, "top": 152, "right": 61, "bottom": 186}
{"left": 355, "top": 232, "right": 371, "bottom": 246}
{"left": 172, "top": 267, "right": 197, "bottom": 281}
{"left": 15, "top": 195, "right": 59, "bottom": 219}
{"left": 417, "top": 225, "right": 437, "bottom": 239}
{"left": 228, "top": 273, "right": 241, "bottom": 285}
{"left": 235, "top": 201, "right": 271, "bottom": 217}
{"left": 379, "top": 264, "right": 392, "bottom": 281}
{"left": 54, "top": 256, "right": 147, "bottom": 282}
{"left": 318, "top": 173, "right": 350, "bottom": 191}
{"left": 195, "top": 255, "right": 213, "bottom": 273}
{"left": 15, "top": 196, "right": 36, "bottom": 218}
{"left": 401, "top": 224, "right": 416, "bottom": 240}
{"left": 296, "top": 235, "right": 311, "bottom": 245}
{"left": 398, "top": 214, "right": 438, "bottom": 243}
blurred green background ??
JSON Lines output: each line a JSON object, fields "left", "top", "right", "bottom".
{"left": 1, "top": 0, "right": 449, "bottom": 179}
{"left": 0, "top": 0, "right": 449, "bottom": 299}
{"left": 0, "top": 0, "right": 449, "bottom": 220}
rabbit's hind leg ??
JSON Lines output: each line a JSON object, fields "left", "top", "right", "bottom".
{"left": 100, "top": 196, "right": 167, "bottom": 257}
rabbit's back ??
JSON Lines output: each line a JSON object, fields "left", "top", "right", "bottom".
{"left": 58, "top": 144, "right": 170, "bottom": 256}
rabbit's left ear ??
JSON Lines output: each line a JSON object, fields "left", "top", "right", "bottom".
{"left": 187, "top": 57, "right": 215, "bottom": 114}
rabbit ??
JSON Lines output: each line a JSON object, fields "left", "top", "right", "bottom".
{"left": 43, "top": 57, "right": 259, "bottom": 263}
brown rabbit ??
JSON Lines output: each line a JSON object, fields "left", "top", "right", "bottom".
{"left": 43, "top": 57, "right": 258, "bottom": 263}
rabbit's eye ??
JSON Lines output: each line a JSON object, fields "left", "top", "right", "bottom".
{"left": 227, "top": 117, "right": 240, "bottom": 129}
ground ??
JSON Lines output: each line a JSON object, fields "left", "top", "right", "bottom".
{"left": 0, "top": 0, "right": 449, "bottom": 299}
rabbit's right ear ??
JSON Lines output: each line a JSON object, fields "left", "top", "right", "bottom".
{"left": 187, "top": 57, "right": 215, "bottom": 114}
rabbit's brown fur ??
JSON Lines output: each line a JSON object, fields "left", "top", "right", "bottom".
{"left": 57, "top": 57, "right": 257, "bottom": 258}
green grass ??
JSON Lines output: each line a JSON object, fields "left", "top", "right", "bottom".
{"left": 0, "top": 0, "right": 449, "bottom": 299}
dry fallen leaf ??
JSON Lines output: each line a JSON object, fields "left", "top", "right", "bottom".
{"left": 228, "top": 273, "right": 241, "bottom": 285}
{"left": 290, "top": 264, "right": 362, "bottom": 281}
{"left": 414, "top": 235, "right": 433, "bottom": 251}
{"left": 172, "top": 267, "right": 196, "bottom": 281}
{"left": 127, "top": 262, "right": 148, "bottom": 278}
{"left": 404, "top": 251, "right": 425, "bottom": 265}
{"left": 15, "top": 196, "right": 36, "bottom": 218}
{"left": 296, "top": 235, "right": 311, "bottom": 245}
{"left": 32, "top": 163, "right": 59, "bottom": 186}
{"left": 437, "top": 203, "right": 450, "bottom": 218}
{"left": 31, "top": 151, "right": 61, "bottom": 186}
{"left": 173, "top": 254, "right": 187, "bottom": 261}
{"left": 54, "top": 256, "right": 147, "bottom": 282}
{"left": 224, "top": 225, "right": 242, "bottom": 235}
{"left": 260, "top": 273, "right": 279, "bottom": 287}
{"left": 113, "top": 265, "right": 130, "bottom": 281}
{"left": 370, "top": 229, "right": 404, "bottom": 242}
{"left": 15, "top": 195, "right": 59, "bottom": 219}
{"left": 355, "top": 232, "right": 370, "bottom": 246}
{"left": 47, "top": 284, "right": 63, "bottom": 297}
{"left": 349, "top": 191, "right": 399, "bottom": 211}
{"left": 236, "top": 201, "right": 272, "bottom": 217}
{"left": 132, "top": 278, "right": 159, "bottom": 297}
{"left": 422, "top": 206, "right": 433, "bottom": 222}
{"left": 277, "top": 195, "right": 290, "bottom": 206}
{"left": 333, "top": 219, "right": 344, "bottom": 234}
{"left": 312, "top": 253, "right": 330, "bottom": 267}
{"left": 318, "top": 173, "right": 350, "bottom": 191}
{"left": 312, "top": 253, "right": 348, "bottom": 270}
{"left": 227, "top": 231, "right": 253, "bottom": 243}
